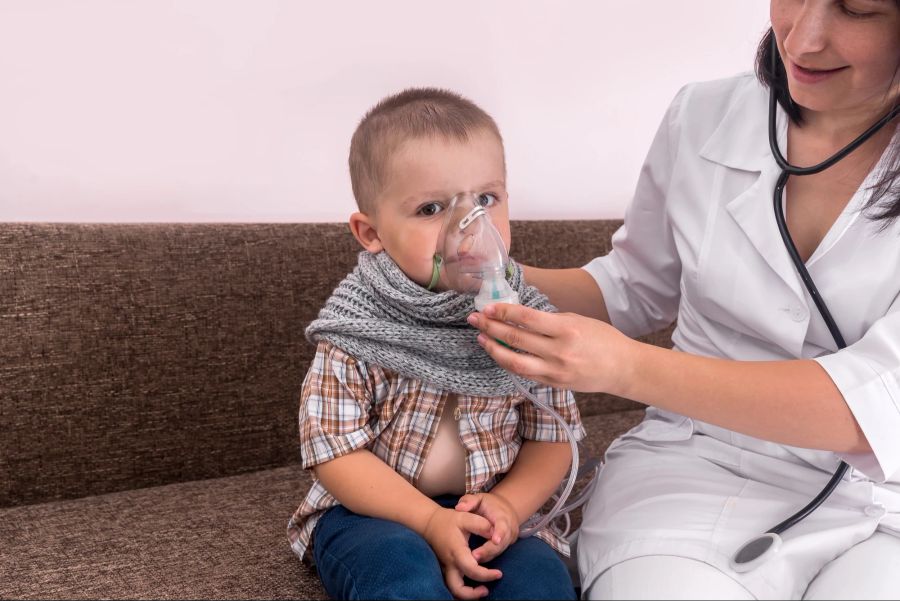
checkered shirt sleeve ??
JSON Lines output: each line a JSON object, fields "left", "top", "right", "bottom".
{"left": 298, "top": 341, "right": 377, "bottom": 469}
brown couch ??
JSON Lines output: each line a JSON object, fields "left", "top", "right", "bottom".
{"left": 0, "top": 221, "right": 671, "bottom": 599}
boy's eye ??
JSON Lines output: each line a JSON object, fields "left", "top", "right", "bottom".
{"left": 477, "top": 193, "right": 498, "bottom": 208}
{"left": 418, "top": 202, "right": 444, "bottom": 217}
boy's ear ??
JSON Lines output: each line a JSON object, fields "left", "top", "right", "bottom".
{"left": 348, "top": 212, "right": 384, "bottom": 253}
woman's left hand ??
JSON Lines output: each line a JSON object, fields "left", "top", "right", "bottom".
{"left": 467, "top": 303, "right": 638, "bottom": 394}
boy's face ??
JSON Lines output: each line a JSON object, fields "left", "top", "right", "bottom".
{"left": 350, "top": 129, "right": 511, "bottom": 291}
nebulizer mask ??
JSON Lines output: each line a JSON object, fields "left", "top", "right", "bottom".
{"left": 431, "top": 191, "right": 598, "bottom": 540}
{"left": 430, "top": 192, "right": 519, "bottom": 310}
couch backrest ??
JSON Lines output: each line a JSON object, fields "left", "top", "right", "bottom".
{"left": 0, "top": 221, "right": 665, "bottom": 507}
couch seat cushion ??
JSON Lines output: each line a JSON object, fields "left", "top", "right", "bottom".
{"left": 1, "top": 465, "right": 322, "bottom": 600}
{"left": 0, "top": 411, "right": 644, "bottom": 599}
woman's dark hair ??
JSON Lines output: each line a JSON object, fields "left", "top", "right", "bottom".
{"left": 755, "top": 27, "right": 900, "bottom": 226}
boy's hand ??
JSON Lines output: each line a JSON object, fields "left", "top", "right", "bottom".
{"left": 455, "top": 492, "right": 520, "bottom": 563}
{"left": 422, "top": 507, "right": 503, "bottom": 600}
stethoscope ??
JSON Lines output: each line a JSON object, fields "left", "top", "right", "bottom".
{"left": 730, "top": 40, "right": 900, "bottom": 573}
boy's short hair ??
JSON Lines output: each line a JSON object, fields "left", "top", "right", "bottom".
{"left": 349, "top": 87, "right": 503, "bottom": 214}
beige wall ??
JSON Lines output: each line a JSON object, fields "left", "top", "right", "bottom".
{"left": 0, "top": 0, "right": 770, "bottom": 222}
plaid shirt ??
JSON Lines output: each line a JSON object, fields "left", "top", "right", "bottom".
{"left": 287, "top": 340, "right": 586, "bottom": 560}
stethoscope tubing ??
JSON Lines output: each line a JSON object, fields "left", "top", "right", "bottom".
{"left": 770, "top": 167, "right": 849, "bottom": 536}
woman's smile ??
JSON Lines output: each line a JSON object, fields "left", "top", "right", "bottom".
{"left": 789, "top": 60, "right": 848, "bottom": 85}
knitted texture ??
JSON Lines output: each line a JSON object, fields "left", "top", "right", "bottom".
{"left": 306, "top": 251, "right": 554, "bottom": 396}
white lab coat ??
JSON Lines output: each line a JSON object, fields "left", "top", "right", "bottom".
{"left": 578, "top": 73, "right": 900, "bottom": 599}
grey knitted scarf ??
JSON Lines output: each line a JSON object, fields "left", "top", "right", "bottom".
{"left": 306, "top": 251, "right": 555, "bottom": 396}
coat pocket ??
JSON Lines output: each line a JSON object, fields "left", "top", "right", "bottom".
{"left": 618, "top": 407, "right": 694, "bottom": 443}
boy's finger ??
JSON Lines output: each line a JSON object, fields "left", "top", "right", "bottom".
{"left": 490, "top": 520, "right": 509, "bottom": 545}
{"left": 477, "top": 504, "right": 507, "bottom": 532}
{"left": 455, "top": 494, "right": 482, "bottom": 513}
{"left": 460, "top": 513, "right": 494, "bottom": 540}
{"left": 472, "top": 540, "right": 504, "bottom": 564}
{"left": 445, "top": 566, "right": 488, "bottom": 600}
{"left": 456, "top": 551, "right": 503, "bottom": 583}
{"left": 466, "top": 505, "right": 508, "bottom": 543}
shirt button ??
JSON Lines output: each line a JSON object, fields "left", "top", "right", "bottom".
{"left": 864, "top": 504, "right": 886, "bottom": 519}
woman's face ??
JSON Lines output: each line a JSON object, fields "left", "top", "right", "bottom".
{"left": 771, "top": 0, "right": 900, "bottom": 116}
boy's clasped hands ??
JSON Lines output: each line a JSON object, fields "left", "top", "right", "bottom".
{"left": 423, "top": 492, "right": 520, "bottom": 599}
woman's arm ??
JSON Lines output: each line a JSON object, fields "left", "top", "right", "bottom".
{"left": 628, "top": 342, "right": 869, "bottom": 454}
{"left": 467, "top": 304, "right": 869, "bottom": 454}
{"left": 522, "top": 265, "right": 611, "bottom": 323}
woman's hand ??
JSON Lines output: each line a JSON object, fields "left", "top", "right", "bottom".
{"left": 467, "top": 303, "right": 638, "bottom": 394}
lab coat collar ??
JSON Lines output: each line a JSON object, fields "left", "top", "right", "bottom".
{"left": 699, "top": 77, "right": 776, "bottom": 172}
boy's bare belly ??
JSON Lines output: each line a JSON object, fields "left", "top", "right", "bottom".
{"left": 417, "top": 394, "right": 467, "bottom": 497}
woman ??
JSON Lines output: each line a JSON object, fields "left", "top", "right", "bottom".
{"left": 467, "top": 1, "right": 900, "bottom": 598}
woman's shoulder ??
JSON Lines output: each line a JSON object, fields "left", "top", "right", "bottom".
{"left": 666, "top": 72, "right": 767, "bottom": 151}
{"left": 678, "top": 71, "right": 760, "bottom": 107}
{"left": 672, "top": 72, "right": 760, "bottom": 116}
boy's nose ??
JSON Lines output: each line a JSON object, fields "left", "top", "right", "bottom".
{"left": 457, "top": 234, "right": 475, "bottom": 256}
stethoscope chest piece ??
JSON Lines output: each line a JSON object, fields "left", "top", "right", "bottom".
{"left": 730, "top": 532, "right": 783, "bottom": 573}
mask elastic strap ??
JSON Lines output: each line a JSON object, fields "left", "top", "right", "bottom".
{"left": 459, "top": 205, "right": 487, "bottom": 230}
{"left": 427, "top": 254, "right": 443, "bottom": 291}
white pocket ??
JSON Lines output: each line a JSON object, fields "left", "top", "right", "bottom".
{"left": 619, "top": 407, "right": 694, "bottom": 443}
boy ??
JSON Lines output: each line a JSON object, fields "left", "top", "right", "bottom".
{"left": 288, "top": 88, "right": 584, "bottom": 600}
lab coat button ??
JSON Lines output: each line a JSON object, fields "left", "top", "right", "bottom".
{"left": 864, "top": 504, "right": 886, "bottom": 519}
{"left": 790, "top": 306, "right": 807, "bottom": 322}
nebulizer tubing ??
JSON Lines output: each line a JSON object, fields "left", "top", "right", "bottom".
{"left": 511, "top": 378, "right": 600, "bottom": 538}
{"left": 435, "top": 192, "right": 598, "bottom": 539}
{"left": 729, "top": 36, "right": 900, "bottom": 574}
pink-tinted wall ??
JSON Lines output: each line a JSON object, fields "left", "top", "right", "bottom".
{"left": 0, "top": 1, "right": 770, "bottom": 222}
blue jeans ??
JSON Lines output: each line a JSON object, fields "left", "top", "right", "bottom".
{"left": 312, "top": 495, "right": 577, "bottom": 600}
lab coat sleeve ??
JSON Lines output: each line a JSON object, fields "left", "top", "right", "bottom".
{"left": 582, "top": 87, "right": 687, "bottom": 338}
{"left": 814, "top": 299, "right": 900, "bottom": 482}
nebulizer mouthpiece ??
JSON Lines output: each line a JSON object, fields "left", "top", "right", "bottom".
{"left": 433, "top": 192, "right": 519, "bottom": 309}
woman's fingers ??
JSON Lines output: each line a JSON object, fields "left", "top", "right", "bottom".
{"left": 481, "top": 302, "right": 559, "bottom": 336}
{"left": 470, "top": 317, "right": 551, "bottom": 360}
{"left": 476, "top": 333, "right": 556, "bottom": 385}
{"left": 471, "top": 301, "right": 632, "bottom": 393}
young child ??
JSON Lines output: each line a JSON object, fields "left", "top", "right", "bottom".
{"left": 288, "top": 88, "right": 585, "bottom": 600}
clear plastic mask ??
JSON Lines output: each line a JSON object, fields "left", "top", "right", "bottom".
{"left": 433, "top": 192, "right": 519, "bottom": 309}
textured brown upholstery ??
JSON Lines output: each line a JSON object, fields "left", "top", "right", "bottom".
{"left": 0, "top": 221, "right": 671, "bottom": 599}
